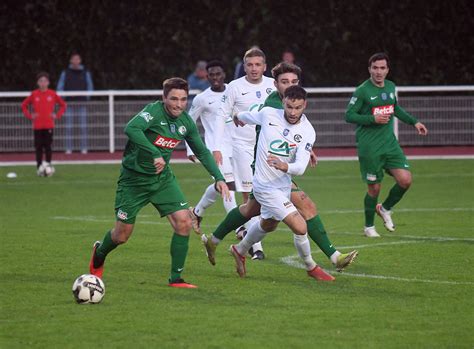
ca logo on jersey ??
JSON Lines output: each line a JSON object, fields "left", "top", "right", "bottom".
{"left": 139, "top": 112, "right": 153, "bottom": 122}
{"left": 269, "top": 140, "right": 297, "bottom": 157}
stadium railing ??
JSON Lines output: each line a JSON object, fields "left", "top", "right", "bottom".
{"left": 0, "top": 86, "right": 472, "bottom": 153}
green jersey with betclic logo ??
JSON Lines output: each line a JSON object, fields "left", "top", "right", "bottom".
{"left": 345, "top": 79, "right": 418, "bottom": 154}
{"left": 122, "top": 100, "right": 223, "bottom": 181}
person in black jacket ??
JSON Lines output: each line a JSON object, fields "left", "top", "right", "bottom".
{"left": 57, "top": 52, "right": 94, "bottom": 154}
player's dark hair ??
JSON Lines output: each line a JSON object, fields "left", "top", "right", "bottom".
{"left": 368, "top": 52, "right": 390, "bottom": 67}
{"left": 271, "top": 62, "right": 302, "bottom": 80}
{"left": 206, "top": 60, "right": 225, "bottom": 71}
{"left": 284, "top": 85, "right": 307, "bottom": 101}
{"left": 36, "top": 72, "right": 50, "bottom": 80}
{"left": 163, "top": 77, "right": 189, "bottom": 97}
{"left": 243, "top": 48, "right": 266, "bottom": 63}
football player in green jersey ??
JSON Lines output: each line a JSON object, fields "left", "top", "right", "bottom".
{"left": 88, "top": 77, "right": 230, "bottom": 288}
{"left": 346, "top": 53, "right": 428, "bottom": 237}
{"left": 201, "top": 62, "right": 358, "bottom": 279}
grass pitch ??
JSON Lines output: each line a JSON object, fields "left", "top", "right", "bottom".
{"left": 1, "top": 160, "right": 473, "bottom": 348}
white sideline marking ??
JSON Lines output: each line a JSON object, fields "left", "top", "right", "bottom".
{"left": 281, "top": 241, "right": 474, "bottom": 286}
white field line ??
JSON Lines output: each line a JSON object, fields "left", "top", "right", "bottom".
{"left": 281, "top": 241, "right": 474, "bottom": 286}
{"left": 334, "top": 231, "right": 474, "bottom": 242}
{"left": 1, "top": 154, "right": 473, "bottom": 167}
{"left": 322, "top": 207, "right": 474, "bottom": 214}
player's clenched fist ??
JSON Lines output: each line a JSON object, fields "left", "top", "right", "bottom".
{"left": 153, "top": 157, "right": 166, "bottom": 174}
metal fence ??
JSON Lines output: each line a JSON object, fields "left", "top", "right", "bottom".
{"left": 1, "top": 86, "right": 473, "bottom": 153}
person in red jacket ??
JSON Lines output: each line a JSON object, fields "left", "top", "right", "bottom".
{"left": 22, "top": 72, "right": 67, "bottom": 169}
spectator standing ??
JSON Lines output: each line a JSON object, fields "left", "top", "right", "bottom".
{"left": 57, "top": 52, "right": 93, "bottom": 154}
{"left": 187, "top": 61, "right": 210, "bottom": 91}
{"left": 22, "top": 72, "right": 66, "bottom": 170}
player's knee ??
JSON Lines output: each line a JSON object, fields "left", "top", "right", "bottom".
{"left": 398, "top": 175, "right": 412, "bottom": 189}
{"left": 174, "top": 216, "right": 193, "bottom": 234}
{"left": 367, "top": 185, "right": 381, "bottom": 197}
{"left": 260, "top": 219, "right": 278, "bottom": 232}
{"left": 299, "top": 200, "right": 317, "bottom": 219}
{"left": 239, "top": 202, "right": 259, "bottom": 219}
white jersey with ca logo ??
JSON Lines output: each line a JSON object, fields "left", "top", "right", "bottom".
{"left": 237, "top": 106, "right": 316, "bottom": 192}
{"left": 219, "top": 75, "right": 275, "bottom": 146}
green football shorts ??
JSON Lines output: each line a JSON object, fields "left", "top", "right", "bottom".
{"left": 358, "top": 145, "right": 410, "bottom": 184}
{"left": 114, "top": 168, "right": 188, "bottom": 224}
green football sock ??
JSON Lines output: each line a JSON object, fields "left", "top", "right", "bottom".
{"left": 213, "top": 207, "right": 249, "bottom": 240}
{"left": 382, "top": 183, "right": 408, "bottom": 210}
{"left": 364, "top": 193, "right": 378, "bottom": 227}
{"left": 95, "top": 230, "right": 118, "bottom": 265}
{"left": 169, "top": 233, "right": 189, "bottom": 282}
{"left": 306, "top": 215, "right": 337, "bottom": 258}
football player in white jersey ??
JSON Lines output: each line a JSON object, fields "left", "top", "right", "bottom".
{"left": 198, "top": 48, "right": 275, "bottom": 260}
{"left": 186, "top": 61, "right": 237, "bottom": 230}
{"left": 229, "top": 85, "right": 333, "bottom": 280}
{"left": 201, "top": 62, "right": 358, "bottom": 280}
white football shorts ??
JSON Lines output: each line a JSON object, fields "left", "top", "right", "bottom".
{"left": 220, "top": 154, "right": 235, "bottom": 183}
{"left": 253, "top": 188, "right": 297, "bottom": 221}
{"left": 231, "top": 144, "right": 254, "bottom": 192}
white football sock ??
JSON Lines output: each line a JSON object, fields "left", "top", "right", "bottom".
{"left": 223, "top": 190, "right": 237, "bottom": 213}
{"left": 293, "top": 234, "right": 317, "bottom": 271}
{"left": 330, "top": 251, "right": 341, "bottom": 265}
{"left": 244, "top": 216, "right": 264, "bottom": 252}
{"left": 236, "top": 219, "right": 267, "bottom": 256}
{"left": 195, "top": 184, "right": 218, "bottom": 216}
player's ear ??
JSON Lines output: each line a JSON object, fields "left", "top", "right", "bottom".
{"left": 274, "top": 80, "right": 278, "bottom": 88}
{"left": 303, "top": 100, "right": 307, "bottom": 110}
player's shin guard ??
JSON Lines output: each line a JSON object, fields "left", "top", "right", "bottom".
{"left": 170, "top": 233, "right": 189, "bottom": 282}
{"left": 213, "top": 207, "right": 249, "bottom": 240}
{"left": 95, "top": 230, "right": 118, "bottom": 267}
{"left": 223, "top": 190, "right": 237, "bottom": 213}
{"left": 195, "top": 184, "right": 219, "bottom": 217}
{"left": 293, "top": 234, "right": 317, "bottom": 271}
{"left": 306, "top": 215, "right": 336, "bottom": 258}
{"left": 364, "top": 193, "right": 378, "bottom": 227}
{"left": 235, "top": 220, "right": 267, "bottom": 256}
{"left": 382, "top": 183, "right": 408, "bottom": 210}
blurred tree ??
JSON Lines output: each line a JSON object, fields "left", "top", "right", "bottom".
{"left": 1, "top": 0, "right": 473, "bottom": 90}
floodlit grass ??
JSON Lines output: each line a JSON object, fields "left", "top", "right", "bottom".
{"left": 1, "top": 160, "right": 473, "bottom": 348}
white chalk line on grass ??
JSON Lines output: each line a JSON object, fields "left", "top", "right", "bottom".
{"left": 281, "top": 240, "right": 474, "bottom": 286}
{"left": 334, "top": 231, "right": 474, "bottom": 242}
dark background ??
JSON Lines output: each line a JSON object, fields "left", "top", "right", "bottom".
{"left": 2, "top": 0, "right": 473, "bottom": 91}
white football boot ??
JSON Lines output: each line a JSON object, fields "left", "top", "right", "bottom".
{"left": 364, "top": 226, "right": 380, "bottom": 238}
{"left": 376, "top": 204, "right": 395, "bottom": 232}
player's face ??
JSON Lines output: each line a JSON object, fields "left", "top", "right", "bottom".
{"left": 207, "top": 66, "right": 225, "bottom": 90}
{"left": 369, "top": 59, "right": 389, "bottom": 86}
{"left": 163, "top": 89, "right": 188, "bottom": 117}
{"left": 37, "top": 77, "right": 49, "bottom": 90}
{"left": 244, "top": 56, "right": 266, "bottom": 83}
{"left": 274, "top": 73, "right": 299, "bottom": 96}
{"left": 283, "top": 98, "right": 306, "bottom": 124}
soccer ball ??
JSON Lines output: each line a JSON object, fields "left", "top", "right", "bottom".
{"left": 72, "top": 274, "right": 105, "bottom": 304}
{"left": 37, "top": 162, "right": 55, "bottom": 177}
